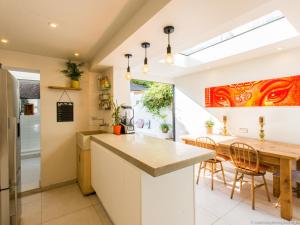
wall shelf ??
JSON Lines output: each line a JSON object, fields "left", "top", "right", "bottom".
{"left": 48, "top": 86, "right": 82, "bottom": 91}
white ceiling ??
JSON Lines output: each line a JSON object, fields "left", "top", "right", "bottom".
{"left": 0, "top": 0, "right": 149, "bottom": 61}
{"left": 98, "top": 0, "right": 300, "bottom": 78}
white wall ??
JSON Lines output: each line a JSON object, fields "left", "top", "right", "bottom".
{"left": 174, "top": 47, "right": 300, "bottom": 145}
{"left": 0, "top": 49, "right": 91, "bottom": 187}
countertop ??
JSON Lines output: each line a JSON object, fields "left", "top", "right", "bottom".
{"left": 91, "top": 133, "right": 215, "bottom": 177}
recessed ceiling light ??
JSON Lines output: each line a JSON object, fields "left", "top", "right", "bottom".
{"left": 48, "top": 22, "right": 58, "bottom": 28}
{"left": 1, "top": 38, "right": 8, "bottom": 44}
{"left": 277, "top": 47, "right": 283, "bottom": 50}
{"left": 74, "top": 53, "right": 80, "bottom": 57}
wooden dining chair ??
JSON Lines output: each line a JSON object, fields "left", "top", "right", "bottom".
{"left": 195, "top": 137, "right": 228, "bottom": 190}
{"left": 229, "top": 142, "right": 271, "bottom": 210}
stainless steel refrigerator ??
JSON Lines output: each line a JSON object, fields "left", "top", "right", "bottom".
{"left": 0, "top": 68, "right": 21, "bottom": 225}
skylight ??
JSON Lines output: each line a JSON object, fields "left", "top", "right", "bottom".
{"left": 177, "top": 10, "right": 299, "bottom": 65}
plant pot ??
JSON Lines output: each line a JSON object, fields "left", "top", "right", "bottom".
{"left": 206, "top": 126, "right": 213, "bottom": 134}
{"left": 113, "top": 125, "right": 122, "bottom": 135}
{"left": 162, "top": 127, "right": 169, "bottom": 133}
{"left": 71, "top": 80, "right": 80, "bottom": 88}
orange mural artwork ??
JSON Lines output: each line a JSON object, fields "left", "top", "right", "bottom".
{"left": 205, "top": 75, "right": 300, "bottom": 107}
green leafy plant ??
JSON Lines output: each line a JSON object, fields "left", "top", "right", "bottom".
{"left": 61, "top": 60, "right": 84, "bottom": 81}
{"left": 205, "top": 119, "right": 215, "bottom": 128}
{"left": 142, "top": 83, "right": 173, "bottom": 118}
{"left": 160, "top": 123, "right": 170, "bottom": 133}
{"left": 111, "top": 100, "right": 121, "bottom": 126}
{"left": 131, "top": 79, "right": 155, "bottom": 88}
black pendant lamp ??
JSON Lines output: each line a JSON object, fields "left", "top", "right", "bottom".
{"left": 164, "top": 25, "right": 175, "bottom": 64}
{"left": 124, "top": 54, "right": 132, "bottom": 80}
{"left": 141, "top": 42, "right": 150, "bottom": 74}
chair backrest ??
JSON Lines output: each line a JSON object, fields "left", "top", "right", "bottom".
{"left": 229, "top": 142, "right": 259, "bottom": 173}
{"left": 195, "top": 137, "right": 217, "bottom": 152}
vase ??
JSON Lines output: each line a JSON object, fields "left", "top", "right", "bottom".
{"left": 71, "top": 80, "right": 80, "bottom": 88}
{"left": 113, "top": 125, "right": 122, "bottom": 135}
{"left": 206, "top": 127, "right": 213, "bottom": 134}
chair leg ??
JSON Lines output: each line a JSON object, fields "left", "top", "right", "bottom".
{"left": 231, "top": 170, "right": 238, "bottom": 199}
{"left": 196, "top": 162, "right": 202, "bottom": 184}
{"left": 240, "top": 174, "right": 244, "bottom": 191}
{"left": 203, "top": 162, "right": 207, "bottom": 175}
{"left": 211, "top": 162, "right": 215, "bottom": 190}
{"left": 251, "top": 175, "right": 255, "bottom": 210}
{"left": 220, "top": 162, "right": 226, "bottom": 185}
{"left": 263, "top": 175, "right": 271, "bottom": 202}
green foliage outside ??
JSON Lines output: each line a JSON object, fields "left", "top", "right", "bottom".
{"left": 131, "top": 79, "right": 155, "bottom": 88}
{"left": 142, "top": 82, "right": 173, "bottom": 119}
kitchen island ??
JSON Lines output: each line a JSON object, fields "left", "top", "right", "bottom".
{"left": 90, "top": 134, "right": 214, "bottom": 225}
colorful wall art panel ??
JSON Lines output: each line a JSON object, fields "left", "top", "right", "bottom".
{"left": 205, "top": 75, "right": 300, "bottom": 107}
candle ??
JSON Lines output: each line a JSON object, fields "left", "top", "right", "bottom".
{"left": 259, "top": 116, "right": 264, "bottom": 124}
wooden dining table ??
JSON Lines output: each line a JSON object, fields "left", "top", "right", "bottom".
{"left": 181, "top": 134, "right": 300, "bottom": 221}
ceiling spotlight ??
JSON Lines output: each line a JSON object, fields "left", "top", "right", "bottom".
{"left": 124, "top": 54, "right": 133, "bottom": 80}
{"left": 1, "top": 38, "right": 8, "bottom": 44}
{"left": 164, "top": 25, "right": 175, "bottom": 64}
{"left": 277, "top": 47, "right": 283, "bottom": 51}
{"left": 141, "top": 42, "right": 150, "bottom": 74}
{"left": 74, "top": 53, "right": 80, "bottom": 57}
{"left": 48, "top": 22, "right": 58, "bottom": 28}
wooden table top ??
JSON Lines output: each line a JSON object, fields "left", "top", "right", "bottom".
{"left": 181, "top": 134, "right": 300, "bottom": 160}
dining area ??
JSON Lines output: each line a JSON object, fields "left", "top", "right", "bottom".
{"left": 181, "top": 130, "right": 300, "bottom": 222}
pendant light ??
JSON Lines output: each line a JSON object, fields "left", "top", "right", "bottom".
{"left": 164, "top": 25, "right": 175, "bottom": 64}
{"left": 141, "top": 42, "right": 150, "bottom": 74}
{"left": 124, "top": 54, "right": 132, "bottom": 80}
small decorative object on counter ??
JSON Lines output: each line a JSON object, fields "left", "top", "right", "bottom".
{"left": 61, "top": 60, "right": 84, "bottom": 88}
{"left": 223, "top": 115, "right": 228, "bottom": 136}
{"left": 160, "top": 123, "right": 169, "bottom": 133}
{"left": 112, "top": 100, "right": 122, "bottom": 135}
{"left": 259, "top": 116, "right": 265, "bottom": 142}
{"left": 205, "top": 119, "right": 214, "bottom": 134}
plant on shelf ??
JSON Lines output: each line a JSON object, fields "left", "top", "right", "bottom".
{"left": 205, "top": 119, "right": 215, "bottom": 134}
{"left": 112, "top": 100, "right": 122, "bottom": 135}
{"left": 61, "top": 60, "right": 84, "bottom": 88}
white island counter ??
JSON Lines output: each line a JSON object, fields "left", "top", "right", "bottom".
{"left": 90, "top": 134, "right": 214, "bottom": 225}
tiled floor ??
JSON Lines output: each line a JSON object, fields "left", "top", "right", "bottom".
{"left": 21, "top": 157, "right": 40, "bottom": 192}
{"left": 21, "top": 184, "right": 113, "bottom": 225}
{"left": 21, "top": 170, "right": 300, "bottom": 225}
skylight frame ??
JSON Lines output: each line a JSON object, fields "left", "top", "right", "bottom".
{"left": 180, "top": 10, "right": 287, "bottom": 56}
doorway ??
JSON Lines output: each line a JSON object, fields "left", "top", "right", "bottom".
{"left": 130, "top": 79, "right": 175, "bottom": 140}
{"left": 10, "top": 70, "right": 41, "bottom": 192}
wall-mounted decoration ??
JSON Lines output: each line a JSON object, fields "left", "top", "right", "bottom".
{"left": 56, "top": 90, "right": 74, "bottom": 122}
{"left": 205, "top": 75, "right": 300, "bottom": 107}
{"left": 57, "top": 102, "right": 74, "bottom": 122}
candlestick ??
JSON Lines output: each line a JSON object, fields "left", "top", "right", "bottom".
{"left": 223, "top": 115, "right": 228, "bottom": 136}
{"left": 259, "top": 116, "right": 265, "bottom": 142}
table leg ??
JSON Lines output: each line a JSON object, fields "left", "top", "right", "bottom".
{"left": 280, "top": 158, "right": 293, "bottom": 221}
{"left": 297, "top": 160, "right": 300, "bottom": 198}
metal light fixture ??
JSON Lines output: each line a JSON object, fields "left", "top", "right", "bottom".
{"left": 164, "top": 25, "right": 175, "bottom": 64}
{"left": 124, "top": 54, "right": 133, "bottom": 80}
{"left": 141, "top": 42, "right": 150, "bottom": 74}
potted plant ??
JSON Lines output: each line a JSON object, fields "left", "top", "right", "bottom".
{"left": 205, "top": 119, "right": 215, "bottom": 134}
{"left": 112, "top": 100, "right": 122, "bottom": 135}
{"left": 61, "top": 60, "right": 84, "bottom": 88}
{"left": 160, "top": 123, "right": 169, "bottom": 133}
